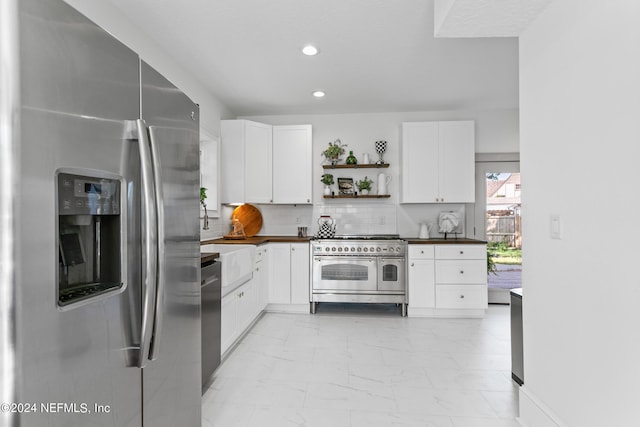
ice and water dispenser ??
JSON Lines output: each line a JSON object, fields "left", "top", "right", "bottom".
{"left": 57, "top": 170, "right": 124, "bottom": 307}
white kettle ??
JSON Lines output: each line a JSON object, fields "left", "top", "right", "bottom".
{"left": 377, "top": 172, "right": 392, "bottom": 195}
{"left": 419, "top": 223, "right": 432, "bottom": 239}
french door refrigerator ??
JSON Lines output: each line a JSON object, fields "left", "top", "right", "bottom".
{"left": 0, "top": 0, "right": 201, "bottom": 426}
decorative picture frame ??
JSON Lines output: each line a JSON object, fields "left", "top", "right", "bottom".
{"left": 337, "top": 177, "right": 354, "bottom": 195}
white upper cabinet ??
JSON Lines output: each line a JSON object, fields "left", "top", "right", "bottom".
{"left": 272, "top": 125, "right": 312, "bottom": 204}
{"left": 400, "top": 122, "right": 439, "bottom": 203}
{"left": 244, "top": 122, "right": 273, "bottom": 203}
{"left": 438, "top": 121, "right": 475, "bottom": 203}
{"left": 401, "top": 121, "right": 475, "bottom": 203}
{"left": 221, "top": 120, "right": 312, "bottom": 204}
{"left": 221, "top": 119, "right": 272, "bottom": 203}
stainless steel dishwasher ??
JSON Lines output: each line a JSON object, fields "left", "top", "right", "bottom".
{"left": 201, "top": 258, "right": 221, "bottom": 392}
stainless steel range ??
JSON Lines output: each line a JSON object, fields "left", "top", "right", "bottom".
{"left": 310, "top": 235, "right": 407, "bottom": 316}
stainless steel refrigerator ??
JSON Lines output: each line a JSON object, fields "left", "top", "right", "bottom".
{"left": 0, "top": 0, "right": 201, "bottom": 426}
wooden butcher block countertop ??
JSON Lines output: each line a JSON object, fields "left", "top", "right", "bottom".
{"left": 201, "top": 236, "right": 313, "bottom": 246}
{"left": 403, "top": 238, "right": 487, "bottom": 245}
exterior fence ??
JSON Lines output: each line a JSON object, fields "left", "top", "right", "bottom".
{"left": 486, "top": 209, "right": 521, "bottom": 248}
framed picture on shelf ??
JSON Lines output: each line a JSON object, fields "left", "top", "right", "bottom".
{"left": 337, "top": 177, "right": 354, "bottom": 195}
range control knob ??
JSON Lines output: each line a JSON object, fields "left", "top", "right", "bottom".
{"left": 363, "top": 247, "right": 368, "bottom": 252}
{"left": 332, "top": 247, "right": 337, "bottom": 252}
{"left": 325, "top": 247, "right": 330, "bottom": 252}
{"left": 370, "top": 247, "right": 375, "bottom": 252}
{"left": 351, "top": 247, "right": 356, "bottom": 252}
{"left": 376, "top": 247, "right": 382, "bottom": 252}
{"left": 357, "top": 247, "right": 362, "bottom": 252}
{"left": 337, "top": 247, "right": 343, "bottom": 252}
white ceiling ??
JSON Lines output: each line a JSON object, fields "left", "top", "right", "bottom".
{"left": 434, "top": 0, "right": 553, "bottom": 37}
{"left": 106, "top": 0, "right": 520, "bottom": 117}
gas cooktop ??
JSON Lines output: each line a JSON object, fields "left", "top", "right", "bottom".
{"left": 315, "top": 234, "right": 401, "bottom": 240}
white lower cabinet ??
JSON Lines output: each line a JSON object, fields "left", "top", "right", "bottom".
{"left": 220, "top": 248, "right": 269, "bottom": 355}
{"left": 220, "top": 290, "right": 236, "bottom": 354}
{"left": 407, "top": 245, "right": 435, "bottom": 311}
{"left": 255, "top": 246, "right": 269, "bottom": 312}
{"left": 408, "top": 243, "right": 487, "bottom": 317}
{"left": 221, "top": 280, "right": 256, "bottom": 355}
{"left": 435, "top": 285, "right": 487, "bottom": 309}
{"left": 267, "top": 242, "right": 310, "bottom": 312}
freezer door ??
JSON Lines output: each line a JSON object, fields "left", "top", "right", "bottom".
{"left": 140, "top": 61, "right": 201, "bottom": 427}
{"left": 17, "top": 0, "right": 141, "bottom": 426}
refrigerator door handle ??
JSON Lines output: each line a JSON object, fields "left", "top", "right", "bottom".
{"left": 147, "top": 126, "right": 165, "bottom": 361}
{"left": 136, "top": 119, "right": 158, "bottom": 368}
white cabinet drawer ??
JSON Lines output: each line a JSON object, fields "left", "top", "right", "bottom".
{"left": 435, "top": 245, "right": 485, "bottom": 260}
{"left": 435, "top": 260, "right": 486, "bottom": 284}
{"left": 436, "top": 285, "right": 487, "bottom": 309}
{"left": 409, "top": 245, "right": 435, "bottom": 259}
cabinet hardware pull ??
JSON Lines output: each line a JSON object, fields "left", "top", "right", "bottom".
{"left": 460, "top": 295, "right": 465, "bottom": 299}
{"left": 460, "top": 251, "right": 464, "bottom": 254}
{"left": 411, "top": 263, "right": 414, "bottom": 267}
{"left": 460, "top": 270, "right": 464, "bottom": 274}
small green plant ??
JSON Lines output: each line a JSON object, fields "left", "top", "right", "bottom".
{"left": 322, "top": 139, "right": 347, "bottom": 162}
{"left": 356, "top": 176, "right": 373, "bottom": 191}
{"left": 320, "top": 174, "right": 334, "bottom": 185}
{"left": 199, "top": 187, "right": 207, "bottom": 206}
{"left": 487, "top": 241, "right": 522, "bottom": 265}
{"left": 487, "top": 250, "right": 498, "bottom": 275}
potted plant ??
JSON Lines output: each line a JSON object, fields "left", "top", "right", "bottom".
{"left": 321, "top": 173, "right": 334, "bottom": 195}
{"left": 200, "top": 187, "right": 209, "bottom": 230}
{"left": 356, "top": 176, "right": 373, "bottom": 195}
{"left": 322, "top": 139, "right": 347, "bottom": 165}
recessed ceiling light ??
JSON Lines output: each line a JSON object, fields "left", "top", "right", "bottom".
{"left": 312, "top": 91, "right": 325, "bottom": 98}
{"left": 302, "top": 45, "right": 319, "bottom": 56}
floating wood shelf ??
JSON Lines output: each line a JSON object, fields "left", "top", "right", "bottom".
{"left": 323, "top": 194, "right": 391, "bottom": 199}
{"left": 322, "top": 163, "right": 390, "bottom": 169}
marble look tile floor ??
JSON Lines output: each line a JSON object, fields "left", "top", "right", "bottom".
{"left": 202, "top": 304, "right": 520, "bottom": 427}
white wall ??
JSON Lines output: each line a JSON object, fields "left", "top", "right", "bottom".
{"left": 64, "top": 0, "right": 232, "bottom": 137}
{"left": 239, "top": 109, "right": 518, "bottom": 237}
{"left": 519, "top": 1, "right": 640, "bottom": 426}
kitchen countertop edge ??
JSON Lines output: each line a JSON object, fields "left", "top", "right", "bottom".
{"left": 201, "top": 235, "right": 313, "bottom": 246}
{"left": 202, "top": 236, "right": 485, "bottom": 245}
{"left": 403, "top": 238, "right": 487, "bottom": 245}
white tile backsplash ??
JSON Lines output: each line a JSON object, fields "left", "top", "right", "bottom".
{"left": 312, "top": 203, "right": 397, "bottom": 236}
{"left": 202, "top": 202, "right": 467, "bottom": 240}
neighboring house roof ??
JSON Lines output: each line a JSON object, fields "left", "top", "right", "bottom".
{"left": 486, "top": 179, "right": 505, "bottom": 198}
{"left": 487, "top": 173, "right": 521, "bottom": 207}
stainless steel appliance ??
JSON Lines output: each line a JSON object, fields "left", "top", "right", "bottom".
{"left": 201, "top": 259, "right": 221, "bottom": 391}
{"left": 510, "top": 288, "right": 524, "bottom": 385}
{"left": 310, "top": 235, "right": 407, "bottom": 316}
{"left": 1, "top": 1, "right": 201, "bottom": 425}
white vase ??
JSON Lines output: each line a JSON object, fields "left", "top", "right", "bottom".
{"left": 360, "top": 189, "right": 369, "bottom": 195}
{"left": 324, "top": 185, "right": 331, "bottom": 196}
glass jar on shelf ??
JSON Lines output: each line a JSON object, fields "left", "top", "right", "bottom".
{"left": 346, "top": 150, "right": 357, "bottom": 165}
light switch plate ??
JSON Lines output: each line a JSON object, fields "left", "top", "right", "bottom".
{"left": 550, "top": 215, "right": 562, "bottom": 239}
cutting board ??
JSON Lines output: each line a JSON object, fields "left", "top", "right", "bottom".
{"left": 231, "top": 204, "right": 263, "bottom": 237}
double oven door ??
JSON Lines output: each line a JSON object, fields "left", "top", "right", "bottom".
{"left": 312, "top": 256, "right": 405, "bottom": 293}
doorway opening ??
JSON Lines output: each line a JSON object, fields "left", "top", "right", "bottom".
{"left": 470, "top": 157, "right": 522, "bottom": 304}
{"left": 486, "top": 172, "right": 521, "bottom": 304}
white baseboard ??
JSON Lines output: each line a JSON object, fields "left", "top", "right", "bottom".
{"left": 519, "top": 386, "right": 567, "bottom": 427}
{"left": 265, "top": 303, "right": 309, "bottom": 314}
{"left": 407, "top": 307, "right": 486, "bottom": 318}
